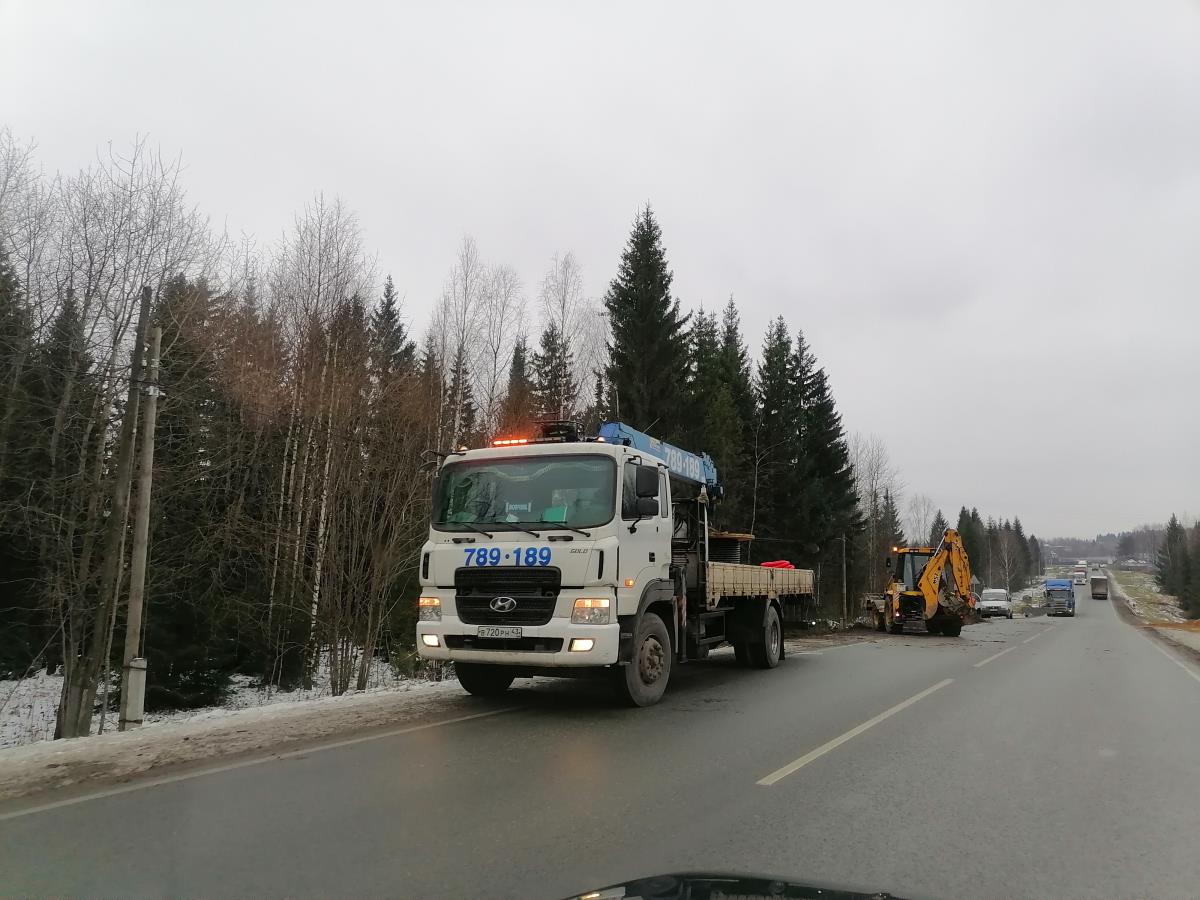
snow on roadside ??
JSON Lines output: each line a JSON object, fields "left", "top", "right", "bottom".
{"left": 1, "top": 652, "right": 456, "bottom": 750}
{"left": 0, "top": 678, "right": 474, "bottom": 803}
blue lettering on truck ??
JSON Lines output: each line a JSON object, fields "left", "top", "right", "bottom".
{"left": 463, "top": 546, "right": 553, "bottom": 567}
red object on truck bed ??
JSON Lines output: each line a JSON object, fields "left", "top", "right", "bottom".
{"left": 760, "top": 560, "right": 795, "bottom": 569}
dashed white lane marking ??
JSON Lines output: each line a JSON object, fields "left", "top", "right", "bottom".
{"left": 974, "top": 646, "right": 1019, "bottom": 668}
{"left": 757, "top": 678, "right": 955, "bottom": 786}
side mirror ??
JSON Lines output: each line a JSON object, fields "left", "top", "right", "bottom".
{"left": 635, "top": 464, "right": 659, "bottom": 498}
{"left": 635, "top": 496, "right": 659, "bottom": 517}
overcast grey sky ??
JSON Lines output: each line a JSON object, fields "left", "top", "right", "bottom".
{"left": 3, "top": 0, "right": 1198, "bottom": 538}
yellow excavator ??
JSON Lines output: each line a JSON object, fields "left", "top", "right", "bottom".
{"left": 874, "top": 528, "right": 975, "bottom": 637}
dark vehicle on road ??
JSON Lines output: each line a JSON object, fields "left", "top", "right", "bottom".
{"left": 1046, "top": 578, "right": 1076, "bottom": 617}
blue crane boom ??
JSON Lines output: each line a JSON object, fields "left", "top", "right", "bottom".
{"left": 597, "top": 422, "right": 721, "bottom": 496}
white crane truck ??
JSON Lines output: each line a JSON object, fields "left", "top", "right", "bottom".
{"left": 415, "top": 421, "right": 814, "bottom": 706}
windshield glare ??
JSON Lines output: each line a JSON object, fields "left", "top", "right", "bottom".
{"left": 433, "top": 455, "right": 616, "bottom": 531}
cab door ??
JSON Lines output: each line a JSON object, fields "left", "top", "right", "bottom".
{"left": 618, "top": 460, "right": 670, "bottom": 596}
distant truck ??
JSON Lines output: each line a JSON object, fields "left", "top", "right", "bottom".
{"left": 1072, "top": 565, "right": 1088, "bottom": 586}
{"left": 1045, "top": 578, "right": 1076, "bottom": 617}
{"left": 1090, "top": 574, "right": 1109, "bottom": 600}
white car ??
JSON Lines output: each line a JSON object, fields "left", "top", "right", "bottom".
{"left": 978, "top": 588, "right": 1013, "bottom": 619}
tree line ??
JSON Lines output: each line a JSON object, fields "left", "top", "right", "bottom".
{"left": 0, "top": 129, "right": 1045, "bottom": 738}
{"left": 1152, "top": 515, "right": 1200, "bottom": 617}
{"left": 0, "top": 132, "right": 869, "bottom": 735}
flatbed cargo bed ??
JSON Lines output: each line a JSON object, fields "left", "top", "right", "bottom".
{"left": 704, "top": 561, "right": 815, "bottom": 609}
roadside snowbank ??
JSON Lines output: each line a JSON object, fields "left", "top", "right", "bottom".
{"left": 1, "top": 652, "right": 431, "bottom": 749}
{"left": 0, "top": 678, "right": 470, "bottom": 803}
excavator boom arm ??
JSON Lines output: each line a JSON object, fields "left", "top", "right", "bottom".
{"left": 916, "top": 528, "right": 974, "bottom": 616}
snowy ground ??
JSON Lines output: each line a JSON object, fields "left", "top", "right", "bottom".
{"left": 1, "top": 653, "right": 446, "bottom": 750}
{"left": 1108, "top": 568, "right": 1187, "bottom": 623}
{"left": 0, "top": 677, "right": 471, "bottom": 803}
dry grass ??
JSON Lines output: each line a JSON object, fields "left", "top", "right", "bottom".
{"left": 1109, "top": 569, "right": 1188, "bottom": 624}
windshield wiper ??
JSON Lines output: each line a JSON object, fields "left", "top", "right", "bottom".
{"left": 488, "top": 520, "right": 540, "bottom": 538}
{"left": 438, "top": 521, "right": 493, "bottom": 538}
{"left": 536, "top": 522, "right": 592, "bottom": 537}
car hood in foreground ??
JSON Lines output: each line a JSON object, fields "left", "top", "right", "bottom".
{"left": 563, "top": 871, "right": 908, "bottom": 899}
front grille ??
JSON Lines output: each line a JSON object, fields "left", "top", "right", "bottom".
{"left": 445, "top": 636, "right": 564, "bottom": 652}
{"left": 454, "top": 567, "right": 561, "bottom": 626}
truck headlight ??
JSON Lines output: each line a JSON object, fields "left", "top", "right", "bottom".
{"left": 418, "top": 596, "right": 441, "bottom": 621}
{"left": 571, "top": 597, "right": 610, "bottom": 625}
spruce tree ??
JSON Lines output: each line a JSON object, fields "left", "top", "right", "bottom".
{"left": 751, "top": 317, "right": 800, "bottom": 548}
{"left": 929, "top": 509, "right": 949, "bottom": 546}
{"left": 881, "top": 490, "right": 906, "bottom": 548}
{"left": 1185, "top": 525, "right": 1200, "bottom": 618}
{"left": 143, "top": 275, "right": 238, "bottom": 708}
{"left": 798, "top": 346, "right": 858, "bottom": 547}
{"left": 531, "top": 322, "right": 578, "bottom": 420}
{"left": 1029, "top": 535, "right": 1043, "bottom": 577}
{"left": 718, "top": 296, "right": 754, "bottom": 422}
{"left": 1157, "top": 514, "right": 1190, "bottom": 599}
{"left": 498, "top": 337, "right": 536, "bottom": 435}
{"left": 445, "top": 345, "right": 477, "bottom": 447}
{"left": 1012, "top": 517, "right": 1031, "bottom": 585}
{"left": 685, "top": 307, "right": 722, "bottom": 447}
{"left": 370, "top": 275, "right": 415, "bottom": 378}
{"left": 0, "top": 247, "right": 37, "bottom": 676}
{"left": 603, "top": 205, "right": 689, "bottom": 441}
{"left": 711, "top": 299, "right": 755, "bottom": 529}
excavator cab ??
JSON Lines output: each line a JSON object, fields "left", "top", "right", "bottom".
{"left": 896, "top": 549, "right": 934, "bottom": 592}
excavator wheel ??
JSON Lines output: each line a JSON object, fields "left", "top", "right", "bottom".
{"left": 925, "top": 619, "right": 942, "bottom": 636}
{"left": 941, "top": 619, "right": 963, "bottom": 637}
{"left": 886, "top": 618, "right": 904, "bottom": 635}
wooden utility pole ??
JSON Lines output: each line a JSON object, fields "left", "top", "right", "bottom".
{"left": 119, "top": 324, "right": 162, "bottom": 731}
{"left": 58, "top": 286, "right": 152, "bottom": 739}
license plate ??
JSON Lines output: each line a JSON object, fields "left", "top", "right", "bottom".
{"left": 477, "top": 626, "right": 522, "bottom": 639}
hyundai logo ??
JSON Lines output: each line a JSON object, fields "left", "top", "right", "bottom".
{"left": 490, "top": 596, "right": 518, "bottom": 612}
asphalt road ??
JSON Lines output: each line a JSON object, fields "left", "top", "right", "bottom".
{"left": 4, "top": 587, "right": 1200, "bottom": 899}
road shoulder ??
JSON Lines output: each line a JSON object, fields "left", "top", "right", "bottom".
{"left": 0, "top": 681, "right": 476, "bottom": 806}
{"left": 1108, "top": 569, "right": 1200, "bottom": 666}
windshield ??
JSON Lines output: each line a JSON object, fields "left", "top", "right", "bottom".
{"left": 899, "top": 551, "right": 933, "bottom": 591}
{"left": 1048, "top": 589, "right": 1073, "bottom": 600}
{"left": 433, "top": 454, "right": 616, "bottom": 531}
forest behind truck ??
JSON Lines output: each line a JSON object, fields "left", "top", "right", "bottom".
{"left": 0, "top": 129, "right": 1041, "bottom": 740}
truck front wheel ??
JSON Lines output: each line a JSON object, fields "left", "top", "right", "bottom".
{"left": 455, "top": 663, "right": 515, "bottom": 697}
{"left": 613, "top": 612, "right": 672, "bottom": 707}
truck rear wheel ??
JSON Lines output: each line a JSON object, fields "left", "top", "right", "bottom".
{"left": 613, "top": 612, "right": 672, "bottom": 707}
{"left": 874, "top": 610, "right": 886, "bottom": 632}
{"left": 455, "top": 663, "right": 515, "bottom": 697}
{"left": 749, "top": 605, "right": 783, "bottom": 669}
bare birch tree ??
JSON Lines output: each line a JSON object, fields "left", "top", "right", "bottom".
{"left": 906, "top": 493, "right": 937, "bottom": 548}
{"left": 474, "top": 264, "right": 524, "bottom": 436}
